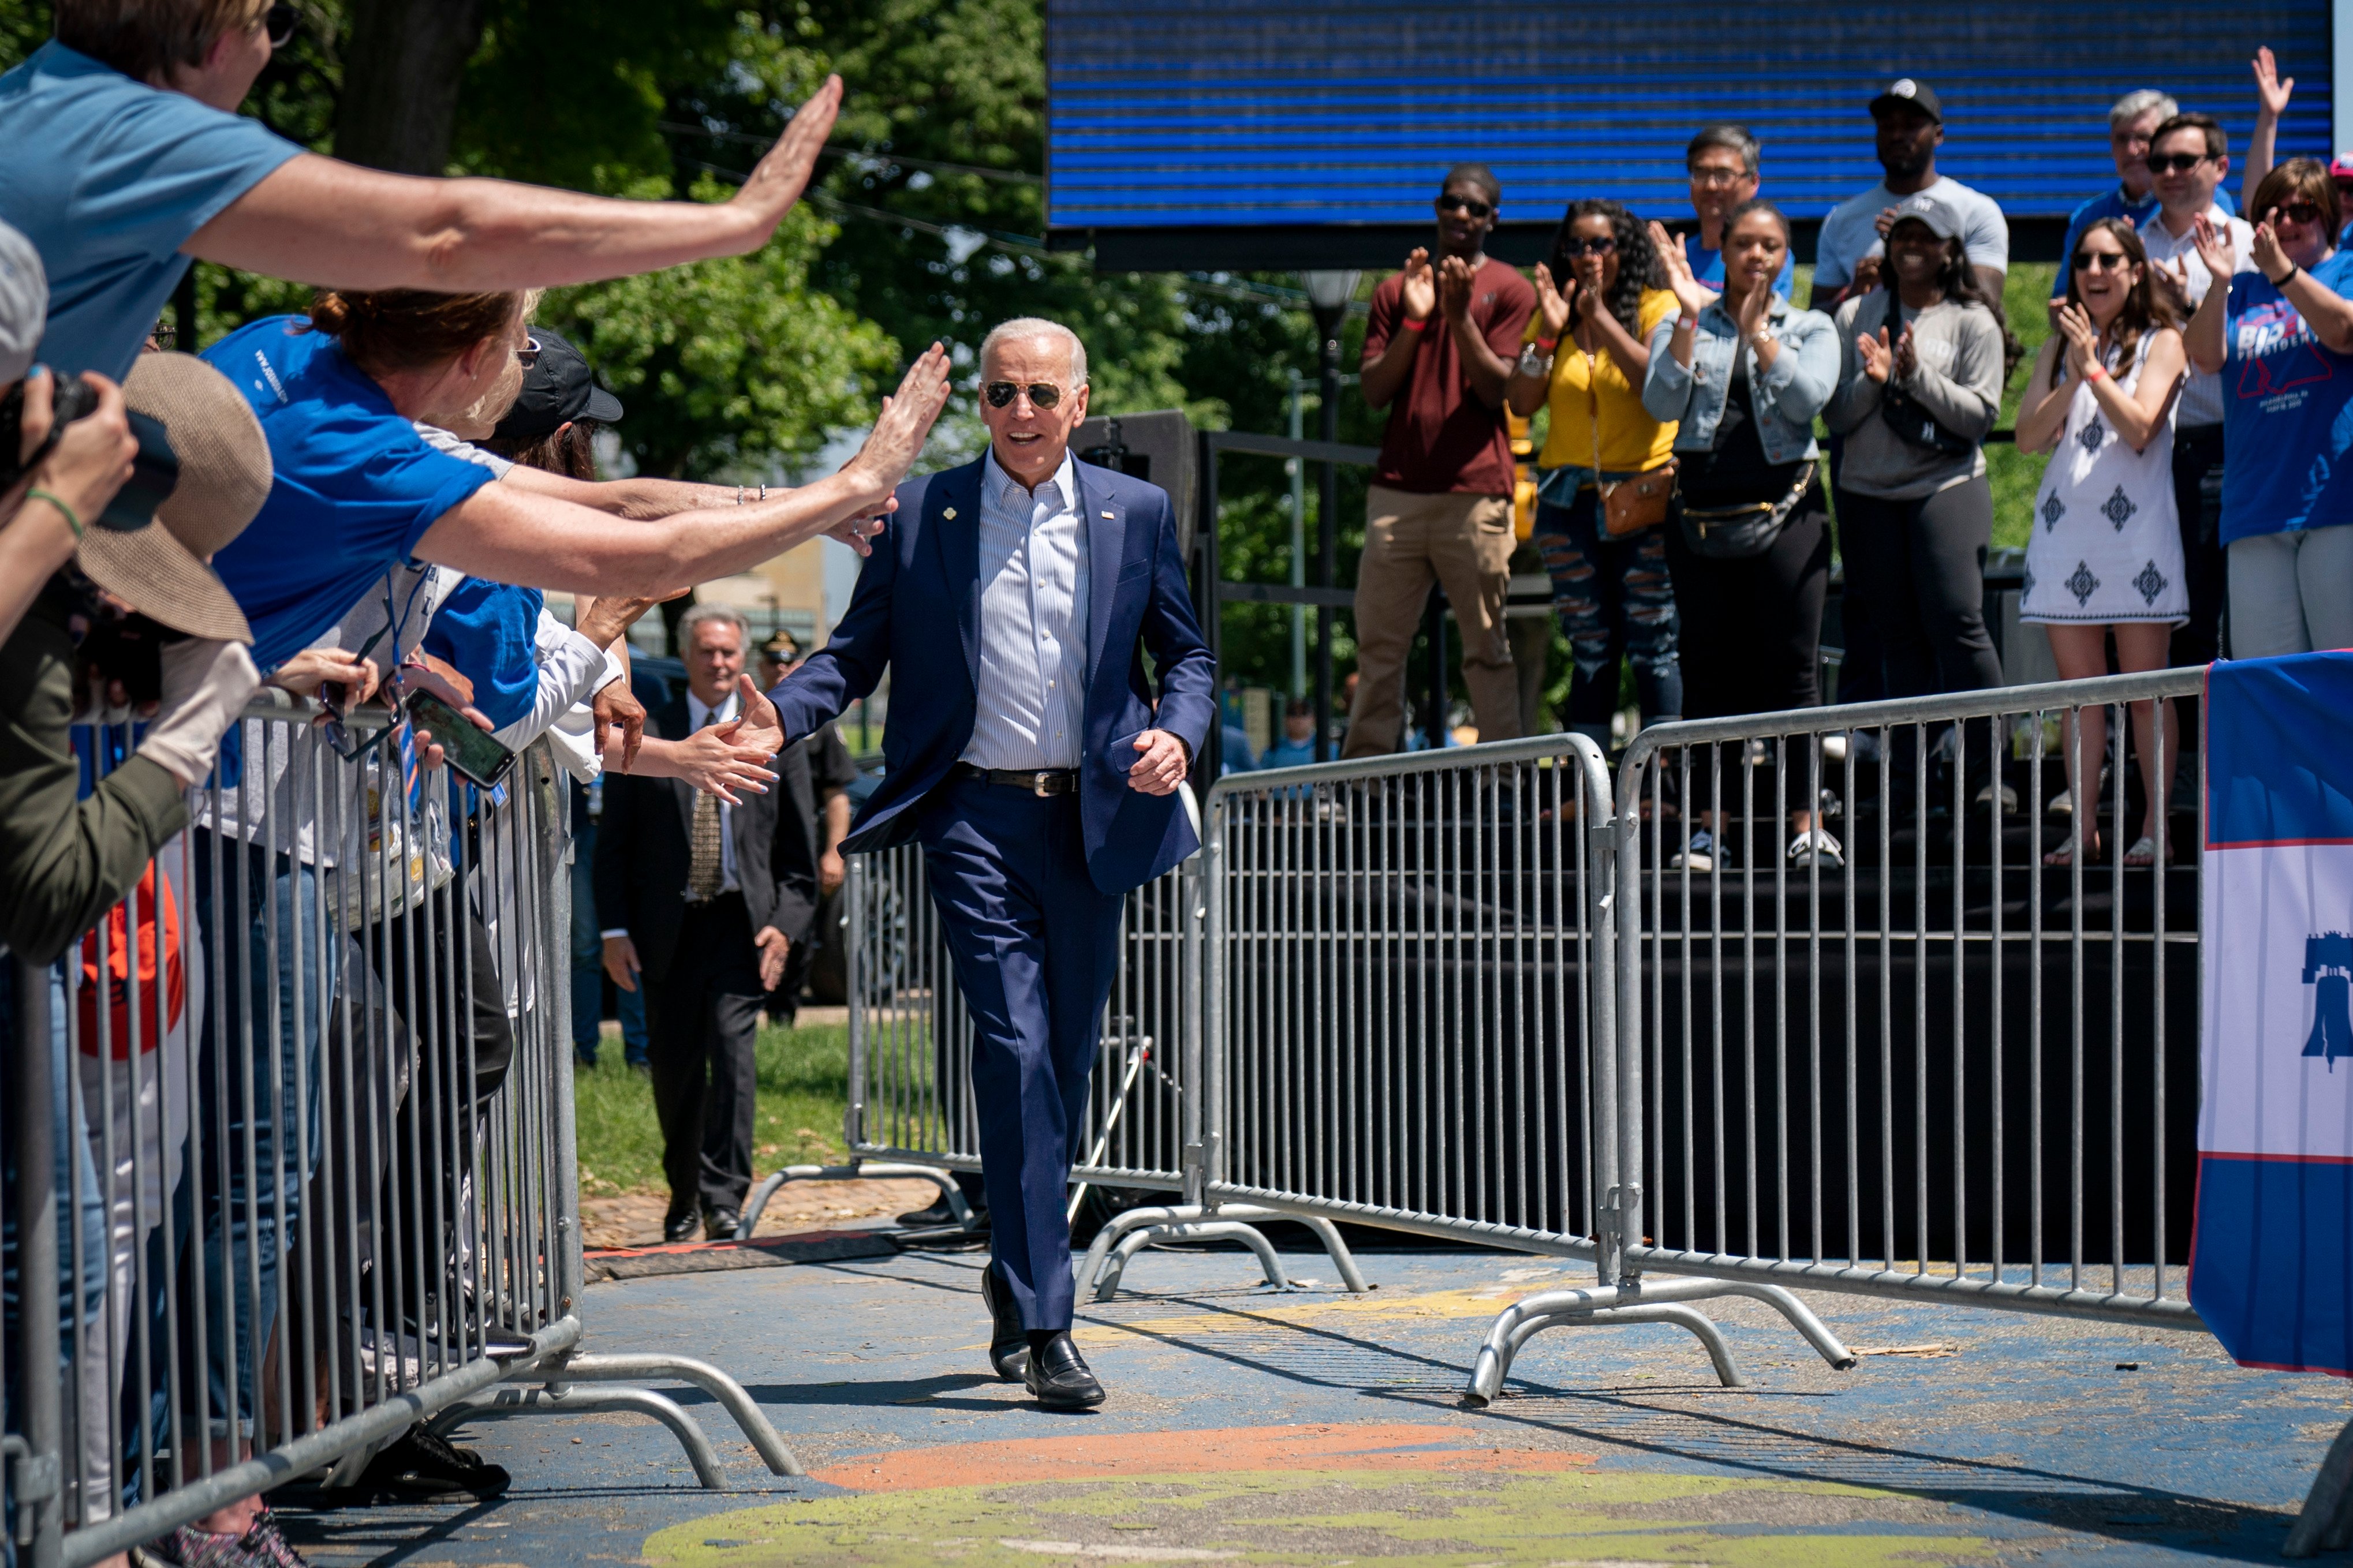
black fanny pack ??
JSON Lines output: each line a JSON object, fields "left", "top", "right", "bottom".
{"left": 1678, "top": 464, "right": 1816, "bottom": 560}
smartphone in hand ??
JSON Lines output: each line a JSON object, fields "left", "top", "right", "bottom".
{"left": 404, "top": 688, "right": 516, "bottom": 788}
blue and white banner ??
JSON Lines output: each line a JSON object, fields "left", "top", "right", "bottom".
{"left": 2194, "top": 652, "right": 2353, "bottom": 1375}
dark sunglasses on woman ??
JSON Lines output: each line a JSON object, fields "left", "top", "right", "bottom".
{"left": 266, "top": 3, "right": 297, "bottom": 46}
{"left": 2072, "top": 250, "right": 2131, "bottom": 273}
{"left": 984, "top": 380, "right": 1064, "bottom": 409}
{"left": 1558, "top": 235, "right": 1617, "bottom": 257}
{"left": 1437, "top": 193, "right": 1492, "bottom": 219}
{"left": 2273, "top": 201, "right": 2326, "bottom": 227}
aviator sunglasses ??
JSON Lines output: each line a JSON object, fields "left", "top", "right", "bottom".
{"left": 984, "top": 380, "right": 1066, "bottom": 409}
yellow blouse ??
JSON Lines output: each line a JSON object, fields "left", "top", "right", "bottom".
{"left": 1532, "top": 287, "right": 1679, "bottom": 474}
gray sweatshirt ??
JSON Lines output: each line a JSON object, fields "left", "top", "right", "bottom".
{"left": 1824, "top": 293, "right": 2005, "bottom": 500}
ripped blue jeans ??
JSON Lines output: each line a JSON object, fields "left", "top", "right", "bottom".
{"left": 1533, "top": 482, "right": 1683, "bottom": 745}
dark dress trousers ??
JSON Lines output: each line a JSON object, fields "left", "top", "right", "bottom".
{"left": 771, "top": 455, "right": 1215, "bottom": 1329}
{"left": 594, "top": 691, "right": 820, "bottom": 1217}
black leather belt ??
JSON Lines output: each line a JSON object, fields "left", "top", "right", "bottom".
{"left": 953, "top": 763, "right": 1080, "bottom": 796}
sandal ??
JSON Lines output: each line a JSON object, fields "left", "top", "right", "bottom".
{"left": 2123, "top": 834, "right": 2162, "bottom": 867}
{"left": 2045, "top": 834, "right": 2101, "bottom": 867}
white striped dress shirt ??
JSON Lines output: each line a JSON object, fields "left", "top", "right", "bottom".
{"left": 960, "top": 448, "right": 1089, "bottom": 770}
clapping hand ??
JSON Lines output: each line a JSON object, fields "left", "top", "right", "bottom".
{"left": 2254, "top": 45, "right": 2294, "bottom": 118}
{"left": 1731, "top": 274, "right": 1775, "bottom": 346}
{"left": 1648, "top": 221, "right": 1718, "bottom": 317}
{"left": 1399, "top": 248, "right": 1437, "bottom": 323}
{"left": 1857, "top": 325, "right": 1895, "bottom": 384}
{"left": 1891, "top": 323, "right": 1917, "bottom": 380}
{"left": 1532, "top": 263, "right": 1575, "bottom": 339}
{"left": 2054, "top": 301, "right": 2102, "bottom": 382}
{"left": 1437, "top": 254, "right": 1477, "bottom": 323}
{"left": 2191, "top": 212, "right": 2240, "bottom": 280}
{"left": 2251, "top": 212, "right": 2292, "bottom": 282}
{"left": 2150, "top": 256, "right": 2193, "bottom": 317}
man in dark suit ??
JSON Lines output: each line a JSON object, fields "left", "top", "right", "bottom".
{"left": 772, "top": 317, "right": 1215, "bottom": 1408}
{"left": 596, "top": 603, "right": 820, "bottom": 1241}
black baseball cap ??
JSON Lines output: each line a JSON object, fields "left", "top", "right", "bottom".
{"left": 1870, "top": 78, "right": 1943, "bottom": 124}
{"left": 492, "top": 325, "right": 624, "bottom": 444}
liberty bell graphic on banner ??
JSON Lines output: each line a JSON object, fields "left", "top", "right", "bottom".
{"left": 2305, "top": 931, "right": 2353, "bottom": 1066}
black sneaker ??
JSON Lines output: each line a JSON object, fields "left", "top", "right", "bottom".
{"left": 356, "top": 1423, "right": 511, "bottom": 1500}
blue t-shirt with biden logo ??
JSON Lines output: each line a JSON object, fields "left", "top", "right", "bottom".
{"left": 2220, "top": 252, "right": 2353, "bottom": 545}
{"left": 203, "top": 315, "right": 498, "bottom": 667}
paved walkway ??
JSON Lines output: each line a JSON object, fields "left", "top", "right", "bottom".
{"left": 278, "top": 1243, "right": 2350, "bottom": 1566}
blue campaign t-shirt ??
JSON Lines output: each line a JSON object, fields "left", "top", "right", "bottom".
{"left": 2220, "top": 250, "right": 2353, "bottom": 545}
{"left": 203, "top": 316, "right": 499, "bottom": 667}
{"left": 424, "top": 579, "right": 546, "bottom": 730}
{"left": 2058, "top": 184, "right": 2238, "bottom": 282}
{"left": 1685, "top": 232, "right": 1795, "bottom": 300}
{"left": 0, "top": 41, "right": 299, "bottom": 381}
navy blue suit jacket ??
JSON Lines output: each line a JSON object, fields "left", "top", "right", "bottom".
{"left": 770, "top": 454, "right": 1216, "bottom": 895}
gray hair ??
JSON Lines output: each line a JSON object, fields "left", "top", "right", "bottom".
{"left": 678, "top": 601, "right": 749, "bottom": 647}
{"left": 1686, "top": 124, "right": 1761, "bottom": 177}
{"left": 978, "top": 317, "right": 1088, "bottom": 387}
{"left": 2111, "top": 89, "right": 2179, "bottom": 130}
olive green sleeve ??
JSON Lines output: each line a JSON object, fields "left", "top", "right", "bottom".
{"left": 0, "top": 618, "right": 192, "bottom": 967}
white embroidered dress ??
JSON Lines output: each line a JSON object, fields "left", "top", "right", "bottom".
{"left": 2022, "top": 332, "right": 2188, "bottom": 626}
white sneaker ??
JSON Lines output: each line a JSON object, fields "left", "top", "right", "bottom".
{"left": 2046, "top": 787, "right": 2073, "bottom": 817}
{"left": 1671, "top": 829, "right": 1720, "bottom": 871}
{"left": 1974, "top": 781, "right": 2020, "bottom": 814}
{"left": 1788, "top": 828, "right": 1844, "bottom": 868}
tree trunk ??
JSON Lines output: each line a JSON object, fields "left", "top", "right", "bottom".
{"left": 333, "top": 0, "right": 487, "bottom": 174}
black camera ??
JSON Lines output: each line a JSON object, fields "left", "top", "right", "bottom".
{"left": 0, "top": 372, "right": 180, "bottom": 532}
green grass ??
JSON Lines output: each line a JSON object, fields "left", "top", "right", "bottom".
{"left": 574, "top": 1020, "right": 854, "bottom": 1196}
{"left": 1988, "top": 262, "right": 2060, "bottom": 552}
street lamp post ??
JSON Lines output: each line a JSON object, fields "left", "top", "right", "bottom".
{"left": 1301, "top": 269, "right": 1358, "bottom": 762}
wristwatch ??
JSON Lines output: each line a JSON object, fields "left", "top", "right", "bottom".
{"left": 1516, "top": 343, "right": 1552, "bottom": 377}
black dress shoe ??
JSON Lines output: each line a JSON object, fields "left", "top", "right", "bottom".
{"left": 704, "top": 1207, "right": 742, "bottom": 1241}
{"left": 897, "top": 1194, "right": 987, "bottom": 1229}
{"left": 1023, "top": 1331, "right": 1105, "bottom": 1409}
{"left": 978, "top": 1263, "right": 1029, "bottom": 1382}
{"left": 663, "top": 1208, "right": 700, "bottom": 1244}
{"left": 357, "top": 1423, "right": 511, "bottom": 1500}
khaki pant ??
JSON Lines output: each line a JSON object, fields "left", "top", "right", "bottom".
{"left": 1343, "top": 485, "right": 1521, "bottom": 758}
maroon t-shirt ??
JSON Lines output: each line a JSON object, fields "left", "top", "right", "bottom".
{"left": 1362, "top": 256, "right": 1535, "bottom": 495}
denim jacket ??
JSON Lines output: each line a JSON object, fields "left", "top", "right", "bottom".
{"left": 1641, "top": 295, "right": 1839, "bottom": 465}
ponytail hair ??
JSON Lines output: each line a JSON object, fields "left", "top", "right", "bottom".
{"left": 304, "top": 289, "right": 522, "bottom": 380}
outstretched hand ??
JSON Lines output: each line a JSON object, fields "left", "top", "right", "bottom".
{"left": 718, "top": 672, "right": 785, "bottom": 758}
{"left": 847, "top": 343, "right": 952, "bottom": 503}
{"left": 734, "top": 76, "right": 843, "bottom": 234}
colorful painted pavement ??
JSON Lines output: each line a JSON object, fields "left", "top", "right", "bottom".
{"left": 273, "top": 1246, "right": 2349, "bottom": 1565}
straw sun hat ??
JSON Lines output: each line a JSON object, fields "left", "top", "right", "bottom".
{"left": 75, "top": 352, "right": 271, "bottom": 643}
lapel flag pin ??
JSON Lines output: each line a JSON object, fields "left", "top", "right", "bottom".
{"left": 943, "top": 507, "right": 957, "bottom": 520}
{"left": 1101, "top": 510, "right": 1114, "bottom": 518}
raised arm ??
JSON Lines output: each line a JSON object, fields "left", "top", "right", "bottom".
{"left": 2243, "top": 47, "right": 2294, "bottom": 214}
{"left": 414, "top": 346, "right": 949, "bottom": 595}
{"left": 187, "top": 79, "right": 842, "bottom": 290}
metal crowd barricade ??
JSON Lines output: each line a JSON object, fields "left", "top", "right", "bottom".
{"left": 6, "top": 698, "right": 802, "bottom": 1568}
{"left": 1469, "top": 669, "right": 2208, "bottom": 1399}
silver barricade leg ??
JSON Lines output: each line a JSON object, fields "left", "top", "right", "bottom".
{"left": 14, "top": 950, "right": 65, "bottom": 1568}
{"left": 422, "top": 751, "right": 802, "bottom": 1489}
{"left": 734, "top": 853, "right": 978, "bottom": 1238}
